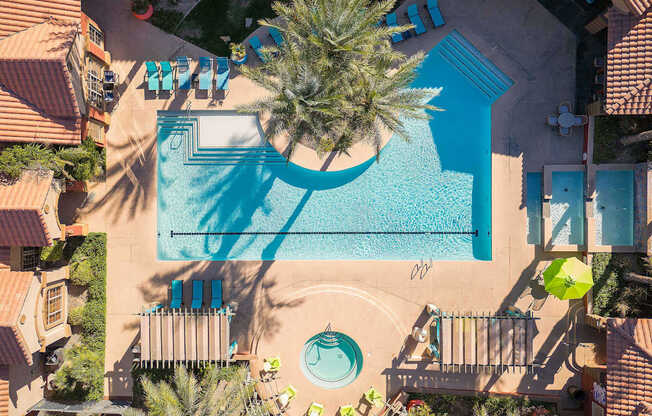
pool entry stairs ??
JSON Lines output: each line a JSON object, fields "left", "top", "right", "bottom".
{"left": 437, "top": 30, "right": 513, "bottom": 102}
{"left": 158, "top": 115, "right": 286, "bottom": 165}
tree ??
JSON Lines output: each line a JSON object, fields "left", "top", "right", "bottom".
{"left": 52, "top": 344, "right": 104, "bottom": 401}
{"left": 238, "top": 0, "right": 441, "bottom": 161}
{"left": 620, "top": 129, "right": 652, "bottom": 145}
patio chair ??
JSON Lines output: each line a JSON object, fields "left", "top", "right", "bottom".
{"left": 249, "top": 36, "right": 267, "bottom": 63}
{"left": 170, "top": 280, "right": 183, "bottom": 309}
{"left": 211, "top": 279, "right": 223, "bottom": 309}
{"left": 385, "top": 13, "right": 403, "bottom": 43}
{"left": 573, "top": 115, "right": 588, "bottom": 126}
{"left": 269, "top": 27, "right": 285, "bottom": 47}
{"left": 199, "top": 57, "right": 212, "bottom": 90}
{"left": 278, "top": 385, "right": 297, "bottom": 408}
{"left": 160, "top": 61, "right": 174, "bottom": 91}
{"left": 145, "top": 61, "right": 159, "bottom": 91}
{"left": 308, "top": 403, "right": 324, "bottom": 416}
{"left": 191, "top": 280, "right": 203, "bottom": 309}
{"left": 425, "top": 0, "right": 445, "bottom": 27}
{"left": 547, "top": 115, "right": 558, "bottom": 126}
{"left": 559, "top": 126, "right": 571, "bottom": 136}
{"left": 339, "top": 405, "right": 355, "bottom": 416}
{"left": 216, "top": 58, "right": 230, "bottom": 91}
{"left": 426, "top": 317, "right": 441, "bottom": 360}
{"left": 176, "top": 56, "right": 192, "bottom": 90}
{"left": 104, "top": 90, "right": 114, "bottom": 102}
{"left": 406, "top": 5, "right": 426, "bottom": 35}
{"left": 364, "top": 387, "right": 384, "bottom": 408}
{"left": 263, "top": 356, "right": 281, "bottom": 372}
{"left": 558, "top": 101, "right": 571, "bottom": 114}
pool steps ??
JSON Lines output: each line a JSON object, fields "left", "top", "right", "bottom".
{"left": 437, "top": 30, "right": 513, "bottom": 102}
{"left": 158, "top": 116, "right": 286, "bottom": 165}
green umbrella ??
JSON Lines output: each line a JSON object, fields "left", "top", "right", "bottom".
{"left": 543, "top": 257, "right": 593, "bottom": 300}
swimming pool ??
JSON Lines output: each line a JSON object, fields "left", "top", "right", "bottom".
{"left": 550, "top": 171, "right": 585, "bottom": 246}
{"left": 299, "top": 332, "right": 362, "bottom": 389}
{"left": 593, "top": 170, "right": 634, "bottom": 246}
{"left": 157, "top": 31, "right": 512, "bottom": 261}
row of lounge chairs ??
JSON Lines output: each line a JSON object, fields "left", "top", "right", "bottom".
{"left": 169, "top": 279, "right": 224, "bottom": 309}
{"left": 145, "top": 57, "right": 230, "bottom": 92}
{"left": 383, "top": 0, "right": 445, "bottom": 43}
{"left": 248, "top": 27, "right": 285, "bottom": 63}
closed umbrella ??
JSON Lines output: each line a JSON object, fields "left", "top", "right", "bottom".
{"left": 543, "top": 257, "right": 593, "bottom": 300}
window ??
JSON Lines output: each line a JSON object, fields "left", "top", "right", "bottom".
{"left": 88, "top": 24, "right": 104, "bottom": 48}
{"left": 45, "top": 285, "right": 64, "bottom": 328}
{"left": 87, "top": 68, "right": 103, "bottom": 108}
{"left": 22, "top": 247, "right": 40, "bottom": 270}
{"left": 87, "top": 119, "right": 105, "bottom": 143}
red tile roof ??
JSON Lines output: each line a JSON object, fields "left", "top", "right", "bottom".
{"left": 0, "top": 271, "right": 34, "bottom": 366}
{"left": 606, "top": 318, "right": 652, "bottom": 416}
{"left": 0, "top": 366, "right": 7, "bottom": 416}
{"left": 623, "top": 0, "right": 652, "bottom": 16}
{"left": 0, "top": 0, "right": 81, "bottom": 39}
{"left": 0, "top": 170, "right": 54, "bottom": 247}
{"left": 605, "top": 7, "right": 652, "bottom": 115}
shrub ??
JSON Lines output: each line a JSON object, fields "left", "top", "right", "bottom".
{"left": 52, "top": 344, "right": 104, "bottom": 401}
{"left": 150, "top": 8, "right": 183, "bottom": 33}
{"left": 68, "top": 306, "right": 84, "bottom": 326}
{"left": 592, "top": 253, "right": 651, "bottom": 317}
{"left": 40, "top": 241, "right": 65, "bottom": 263}
{"left": 69, "top": 260, "right": 93, "bottom": 286}
{"left": 81, "top": 300, "right": 105, "bottom": 351}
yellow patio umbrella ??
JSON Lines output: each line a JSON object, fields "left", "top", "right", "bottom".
{"left": 543, "top": 257, "right": 594, "bottom": 300}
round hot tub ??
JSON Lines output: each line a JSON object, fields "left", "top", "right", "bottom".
{"left": 299, "top": 331, "right": 363, "bottom": 389}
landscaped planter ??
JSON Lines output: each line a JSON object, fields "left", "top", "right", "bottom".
{"left": 132, "top": 4, "right": 153, "bottom": 20}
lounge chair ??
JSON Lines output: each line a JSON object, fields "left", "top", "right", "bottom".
{"left": 170, "top": 280, "right": 183, "bottom": 309}
{"left": 199, "top": 57, "right": 212, "bottom": 90}
{"left": 263, "top": 356, "right": 281, "bottom": 372}
{"left": 176, "top": 56, "right": 192, "bottom": 90}
{"left": 558, "top": 101, "right": 571, "bottom": 114}
{"left": 559, "top": 126, "right": 571, "bottom": 136}
{"left": 425, "top": 0, "right": 445, "bottom": 27}
{"left": 385, "top": 13, "right": 403, "bottom": 43}
{"left": 426, "top": 317, "right": 441, "bottom": 360}
{"left": 211, "top": 279, "right": 223, "bottom": 309}
{"left": 364, "top": 387, "right": 384, "bottom": 408}
{"left": 143, "top": 303, "right": 163, "bottom": 313}
{"left": 573, "top": 115, "right": 588, "bottom": 126}
{"left": 547, "top": 115, "right": 558, "bottom": 126}
{"left": 269, "top": 27, "right": 284, "bottom": 47}
{"left": 406, "top": 5, "right": 426, "bottom": 35}
{"left": 216, "top": 58, "right": 230, "bottom": 91}
{"left": 160, "top": 61, "right": 174, "bottom": 91}
{"left": 278, "top": 385, "right": 297, "bottom": 408}
{"left": 339, "top": 405, "right": 355, "bottom": 416}
{"left": 191, "top": 280, "right": 203, "bottom": 309}
{"left": 308, "top": 403, "right": 324, "bottom": 416}
{"left": 145, "top": 61, "right": 159, "bottom": 91}
{"left": 249, "top": 36, "right": 267, "bottom": 63}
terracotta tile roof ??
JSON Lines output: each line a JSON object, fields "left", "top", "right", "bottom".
{"left": 606, "top": 318, "right": 652, "bottom": 416}
{"left": 0, "top": 0, "right": 81, "bottom": 38}
{"left": 0, "top": 366, "right": 7, "bottom": 416}
{"left": 0, "top": 271, "right": 33, "bottom": 366}
{"left": 0, "top": 170, "right": 53, "bottom": 247}
{"left": 605, "top": 7, "right": 652, "bottom": 115}
{"left": 623, "top": 0, "right": 652, "bottom": 16}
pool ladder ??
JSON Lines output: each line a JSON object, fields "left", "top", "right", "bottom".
{"left": 318, "top": 323, "right": 342, "bottom": 346}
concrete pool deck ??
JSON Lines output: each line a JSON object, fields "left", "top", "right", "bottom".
{"left": 81, "top": 0, "right": 587, "bottom": 411}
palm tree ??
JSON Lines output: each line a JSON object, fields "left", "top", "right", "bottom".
{"left": 238, "top": 0, "right": 441, "bottom": 162}
{"left": 126, "top": 366, "right": 262, "bottom": 416}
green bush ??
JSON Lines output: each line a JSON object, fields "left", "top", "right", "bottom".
{"left": 407, "top": 393, "right": 556, "bottom": 416}
{"left": 81, "top": 300, "right": 105, "bottom": 351}
{"left": 592, "top": 253, "right": 651, "bottom": 317}
{"left": 68, "top": 306, "right": 84, "bottom": 326}
{"left": 52, "top": 344, "right": 104, "bottom": 401}
{"left": 150, "top": 8, "right": 183, "bottom": 33}
{"left": 69, "top": 260, "right": 93, "bottom": 286}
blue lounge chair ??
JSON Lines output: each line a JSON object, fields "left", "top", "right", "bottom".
{"left": 385, "top": 13, "right": 403, "bottom": 43}
{"left": 211, "top": 280, "right": 223, "bottom": 309}
{"left": 216, "top": 58, "right": 230, "bottom": 91}
{"left": 407, "top": 5, "right": 426, "bottom": 35}
{"left": 170, "top": 280, "right": 183, "bottom": 309}
{"left": 269, "top": 27, "right": 284, "bottom": 47}
{"left": 145, "top": 61, "right": 159, "bottom": 91}
{"left": 426, "top": 0, "right": 445, "bottom": 27}
{"left": 191, "top": 280, "right": 203, "bottom": 309}
{"left": 176, "top": 56, "right": 191, "bottom": 89}
{"left": 160, "top": 61, "right": 174, "bottom": 91}
{"left": 249, "top": 36, "right": 267, "bottom": 63}
{"left": 198, "top": 57, "right": 212, "bottom": 90}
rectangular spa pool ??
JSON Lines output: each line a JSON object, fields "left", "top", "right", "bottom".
{"left": 550, "top": 171, "right": 585, "bottom": 246}
{"left": 593, "top": 170, "right": 634, "bottom": 246}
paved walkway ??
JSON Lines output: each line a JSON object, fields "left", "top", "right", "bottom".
{"left": 82, "top": 0, "right": 585, "bottom": 412}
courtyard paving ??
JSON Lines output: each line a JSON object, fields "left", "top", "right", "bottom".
{"left": 82, "top": 0, "right": 586, "bottom": 412}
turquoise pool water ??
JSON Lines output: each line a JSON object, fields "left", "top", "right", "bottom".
{"left": 550, "top": 171, "right": 585, "bottom": 246}
{"left": 157, "top": 31, "right": 512, "bottom": 260}
{"left": 299, "top": 332, "right": 362, "bottom": 389}
{"left": 526, "top": 173, "right": 542, "bottom": 245}
{"left": 593, "top": 170, "right": 634, "bottom": 246}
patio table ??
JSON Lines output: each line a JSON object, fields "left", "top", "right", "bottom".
{"left": 558, "top": 112, "right": 575, "bottom": 128}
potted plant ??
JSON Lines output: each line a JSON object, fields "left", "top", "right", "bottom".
{"left": 132, "top": 0, "right": 153, "bottom": 20}
{"left": 230, "top": 42, "right": 247, "bottom": 65}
